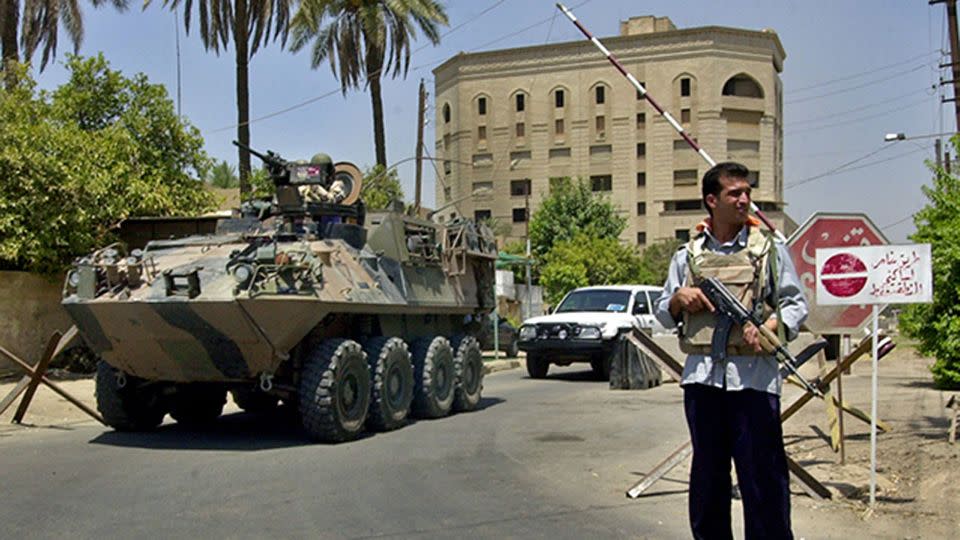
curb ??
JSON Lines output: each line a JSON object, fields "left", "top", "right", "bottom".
{"left": 483, "top": 359, "right": 520, "bottom": 374}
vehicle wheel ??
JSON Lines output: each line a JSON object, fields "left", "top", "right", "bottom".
{"left": 95, "top": 361, "right": 165, "bottom": 431}
{"left": 362, "top": 337, "right": 413, "bottom": 431}
{"left": 169, "top": 384, "right": 227, "bottom": 427}
{"left": 505, "top": 339, "right": 519, "bottom": 359}
{"left": 230, "top": 388, "right": 279, "bottom": 414}
{"left": 410, "top": 336, "right": 455, "bottom": 419}
{"left": 526, "top": 353, "right": 549, "bottom": 379}
{"left": 450, "top": 335, "right": 484, "bottom": 412}
{"left": 299, "top": 339, "right": 370, "bottom": 442}
{"left": 590, "top": 355, "right": 612, "bottom": 381}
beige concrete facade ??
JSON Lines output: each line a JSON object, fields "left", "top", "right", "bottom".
{"left": 432, "top": 16, "right": 797, "bottom": 247}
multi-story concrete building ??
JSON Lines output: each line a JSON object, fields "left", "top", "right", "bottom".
{"left": 432, "top": 16, "right": 796, "bottom": 247}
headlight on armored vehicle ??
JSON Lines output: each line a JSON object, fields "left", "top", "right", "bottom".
{"left": 578, "top": 326, "right": 602, "bottom": 340}
{"left": 519, "top": 325, "right": 537, "bottom": 341}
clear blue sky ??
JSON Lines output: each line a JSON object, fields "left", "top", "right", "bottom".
{"left": 34, "top": 0, "right": 945, "bottom": 243}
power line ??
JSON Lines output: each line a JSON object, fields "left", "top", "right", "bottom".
{"left": 210, "top": 0, "right": 515, "bottom": 133}
{"left": 786, "top": 64, "right": 930, "bottom": 105}
{"left": 790, "top": 50, "right": 939, "bottom": 93}
{"left": 785, "top": 95, "right": 934, "bottom": 135}
{"left": 881, "top": 212, "right": 918, "bottom": 231}
{"left": 786, "top": 145, "right": 927, "bottom": 190}
{"left": 788, "top": 87, "right": 933, "bottom": 126}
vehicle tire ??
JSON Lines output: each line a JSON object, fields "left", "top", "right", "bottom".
{"left": 505, "top": 339, "right": 519, "bottom": 359}
{"left": 299, "top": 339, "right": 370, "bottom": 442}
{"left": 362, "top": 337, "right": 413, "bottom": 431}
{"left": 590, "top": 355, "right": 612, "bottom": 381}
{"left": 230, "top": 388, "right": 279, "bottom": 414}
{"left": 95, "top": 361, "right": 165, "bottom": 431}
{"left": 169, "top": 384, "right": 227, "bottom": 427}
{"left": 450, "top": 335, "right": 484, "bottom": 412}
{"left": 526, "top": 353, "right": 549, "bottom": 379}
{"left": 410, "top": 336, "right": 455, "bottom": 419}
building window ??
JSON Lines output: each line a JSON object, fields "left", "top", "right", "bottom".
{"left": 747, "top": 170, "right": 759, "bottom": 187}
{"left": 443, "top": 103, "right": 451, "bottom": 124}
{"left": 472, "top": 181, "right": 492, "bottom": 192}
{"left": 666, "top": 199, "right": 704, "bottom": 212}
{"left": 555, "top": 89, "right": 565, "bottom": 108}
{"left": 673, "top": 169, "right": 698, "bottom": 186}
{"left": 590, "top": 174, "right": 612, "bottom": 192}
{"left": 511, "top": 179, "right": 532, "bottom": 196}
{"left": 443, "top": 161, "right": 452, "bottom": 175}
{"left": 478, "top": 97, "right": 486, "bottom": 115}
{"left": 555, "top": 118, "right": 565, "bottom": 135}
{"left": 636, "top": 113, "right": 645, "bottom": 127}
{"left": 595, "top": 85, "right": 605, "bottom": 104}
{"left": 681, "top": 108, "right": 691, "bottom": 123}
{"left": 549, "top": 177, "right": 567, "bottom": 191}
{"left": 637, "top": 143, "right": 646, "bottom": 157}
{"left": 516, "top": 93, "right": 525, "bottom": 112}
{"left": 595, "top": 115, "right": 605, "bottom": 132}
{"left": 676, "top": 229, "right": 690, "bottom": 242}
{"left": 722, "top": 75, "right": 764, "bottom": 98}
{"left": 474, "top": 209, "right": 491, "bottom": 221}
{"left": 512, "top": 208, "right": 528, "bottom": 223}
{"left": 549, "top": 147, "right": 571, "bottom": 159}
{"left": 443, "top": 186, "right": 451, "bottom": 201}
{"left": 637, "top": 232, "right": 647, "bottom": 245}
{"left": 636, "top": 172, "right": 646, "bottom": 186}
{"left": 636, "top": 202, "right": 646, "bottom": 215}
{"left": 635, "top": 83, "right": 646, "bottom": 100}
{"left": 516, "top": 122, "right": 525, "bottom": 137}
{"left": 680, "top": 78, "right": 691, "bottom": 97}
{"left": 477, "top": 126, "right": 486, "bottom": 140}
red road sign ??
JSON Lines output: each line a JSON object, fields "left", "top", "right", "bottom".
{"left": 821, "top": 253, "right": 868, "bottom": 297}
{"left": 786, "top": 213, "right": 888, "bottom": 334}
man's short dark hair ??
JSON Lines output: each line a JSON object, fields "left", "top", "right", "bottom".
{"left": 702, "top": 161, "right": 750, "bottom": 213}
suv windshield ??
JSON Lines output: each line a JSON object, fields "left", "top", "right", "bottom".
{"left": 555, "top": 289, "right": 632, "bottom": 313}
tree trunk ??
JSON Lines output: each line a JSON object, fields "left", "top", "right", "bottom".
{"left": 366, "top": 50, "right": 387, "bottom": 167}
{"left": 234, "top": 0, "right": 251, "bottom": 197}
{"left": 1, "top": 0, "right": 19, "bottom": 89}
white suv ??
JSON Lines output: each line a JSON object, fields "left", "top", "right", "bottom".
{"left": 517, "top": 285, "right": 666, "bottom": 379}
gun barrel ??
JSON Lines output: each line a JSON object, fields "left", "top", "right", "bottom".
{"left": 232, "top": 140, "right": 277, "bottom": 166}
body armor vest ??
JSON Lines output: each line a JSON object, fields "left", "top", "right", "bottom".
{"left": 679, "top": 226, "right": 773, "bottom": 356}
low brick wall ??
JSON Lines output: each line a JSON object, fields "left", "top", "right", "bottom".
{"left": 0, "top": 272, "right": 73, "bottom": 377}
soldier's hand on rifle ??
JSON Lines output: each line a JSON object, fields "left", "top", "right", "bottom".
{"left": 669, "top": 287, "right": 715, "bottom": 318}
{"left": 741, "top": 318, "right": 779, "bottom": 353}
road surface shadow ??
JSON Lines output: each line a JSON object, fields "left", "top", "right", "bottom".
{"left": 529, "top": 369, "right": 607, "bottom": 383}
{"left": 89, "top": 397, "right": 505, "bottom": 451}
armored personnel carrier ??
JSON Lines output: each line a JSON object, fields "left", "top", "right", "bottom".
{"left": 61, "top": 145, "right": 498, "bottom": 442}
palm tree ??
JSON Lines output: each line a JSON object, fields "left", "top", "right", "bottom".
{"left": 1, "top": 0, "right": 128, "bottom": 83}
{"left": 148, "top": 0, "right": 293, "bottom": 196}
{"left": 290, "top": 0, "right": 447, "bottom": 167}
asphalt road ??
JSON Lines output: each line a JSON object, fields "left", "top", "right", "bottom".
{"left": 0, "top": 365, "right": 693, "bottom": 539}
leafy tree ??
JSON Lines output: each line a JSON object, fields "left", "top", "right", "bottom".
{"left": 527, "top": 176, "right": 626, "bottom": 263}
{"left": 361, "top": 163, "right": 404, "bottom": 210}
{"left": 639, "top": 238, "right": 681, "bottom": 286}
{"left": 207, "top": 159, "right": 240, "bottom": 188}
{"left": 148, "top": 0, "right": 293, "bottom": 195}
{"left": 900, "top": 135, "right": 960, "bottom": 389}
{"left": 290, "top": 0, "right": 448, "bottom": 166}
{"left": 539, "top": 234, "right": 645, "bottom": 306}
{"left": 1, "top": 0, "right": 128, "bottom": 84}
{"left": 0, "top": 57, "right": 214, "bottom": 273}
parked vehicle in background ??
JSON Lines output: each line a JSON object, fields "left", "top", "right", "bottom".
{"left": 517, "top": 285, "right": 666, "bottom": 379}
{"left": 475, "top": 317, "right": 519, "bottom": 358}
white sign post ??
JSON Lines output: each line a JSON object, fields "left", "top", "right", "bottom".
{"left": 815, "top": 244, "right": 932, "bottom": 506}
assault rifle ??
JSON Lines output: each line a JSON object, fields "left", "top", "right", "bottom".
{"left": 699, "top": 276, "right": 823, "bottom": 397}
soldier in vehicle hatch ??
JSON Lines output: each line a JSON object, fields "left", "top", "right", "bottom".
{"left": 298, "top": 153, "right": 348, "bottom": 204}
{"left": 654, "top": 161, "right": 808, "bottom": 540}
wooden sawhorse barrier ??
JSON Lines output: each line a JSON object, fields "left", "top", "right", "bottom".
{"left": 0, "top": 326, "right": 105, "bottom": 426}
{"left": 624, "top": 330, "right": 895, "bottom": 500}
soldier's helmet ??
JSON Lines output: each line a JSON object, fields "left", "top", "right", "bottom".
{"left": 310, "top": 153, "right": 335, "bottom": 177}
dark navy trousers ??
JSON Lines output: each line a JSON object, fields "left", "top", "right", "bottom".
{"left": 683, "top": 384, "right": 793, "bottom": 540}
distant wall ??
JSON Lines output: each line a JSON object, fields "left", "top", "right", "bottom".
{"left": 0, "top": 272, "right": 73, "bottom": 376}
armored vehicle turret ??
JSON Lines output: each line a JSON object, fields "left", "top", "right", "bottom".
{"left": 62, "top": 144, "right": 498, "bottom": 442}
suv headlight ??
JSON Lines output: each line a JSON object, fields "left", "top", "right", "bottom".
{"left": 579, "top": 326, "right": 602, "bottom": 340}
{"left": 519, "top": 325, "right": 537, "bottom": 341}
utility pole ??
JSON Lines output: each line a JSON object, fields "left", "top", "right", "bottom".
{"left": 936, "top": 138, "right": 944, "bottom": 169}
{"left": 525, "top": 191, "right": 532, "bottom": 320}
{"left": 414, "top": 79, "right": 427, "bottom": 215}
{"left": 933, "top": 0, "right": 960, "bottom": 130}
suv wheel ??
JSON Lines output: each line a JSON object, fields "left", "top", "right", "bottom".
{"left": 526, "top": 353, "right": 549, "bottom": 379}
